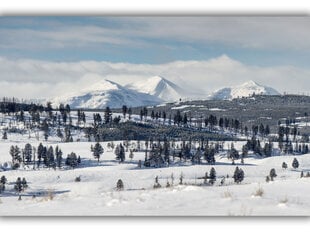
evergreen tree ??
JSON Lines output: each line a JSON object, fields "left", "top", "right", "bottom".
{"left": 2, "top": 131, "right": 7, "bottom": 140}
{"left": 14, "top": 177, "right": 27, "bottom": 194}
{"left": 115, "top": 144, "right": 125, "bottom": 162}
{"left": 122, "top": 105, "right": 128, "bottom": 119}
{"left": 128, "top": 108, "right": 132, "bottom": 120}
{"left": 92, "top": 142, "right": 104, "bottom": 162}
{"left": 0, "top": 175, "right": 7, "bottom": 192}
{"left": 37, "top": 143, "right": 44, "bottom": 168}
{"left": 116, "top": 179, "right": 124, "bottom": 191}
{"left": 65, "top": 152, "right": 78, "bottom": 169}
{"left": 23, "top": 143, "right": 32, "bottom": 165}
{"left": 292, "top": 158, "right": 299, "bottom": 169}
{"left": 233, "top": 166, "right": 244, "bottom": 184}
{"left": 55, "top": 146, "right": 63, "bottom": 168}
{"left": 104, "top": 107, "right": 112, "bottom": 124}
{"left": 209, "top": 167, "right": 216, "bottom": 185}
{"left": 10, "top": 145, "right": 22, "bottom": 168}
{"left": 269, "top": 168, "right": 277, "bottom": 181}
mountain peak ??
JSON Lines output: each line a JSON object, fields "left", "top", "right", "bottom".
{"left": 126, "top": 76, "right": 186, "bottom": 102}
{"left": 241, "top": 80, "right": 260, "bottom": 87}
{"left": 82, "top": 79, "right": 120, "bottom": 93}
{"left": 209, "top": 80, "right": 280, "bottom": 100}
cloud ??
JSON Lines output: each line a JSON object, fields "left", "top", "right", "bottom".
{"left": 0, "top": 55, "right": 309, "bottom": 100}
{"left": 1, "top": 16, "right": 310, "bottom": 56}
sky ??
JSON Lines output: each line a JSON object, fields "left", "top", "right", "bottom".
{"left": 0, "top": 16, "right": 309, "bottom": 99}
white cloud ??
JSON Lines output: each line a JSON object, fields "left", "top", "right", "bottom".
{"left": 101, "top": 17, "right": 310, "bottom": 51}
{"left": 0, "top": 55, "right": 309, "bottom": 100}
{"left": 2, "top": 17, "right": 310, "bottom": 53}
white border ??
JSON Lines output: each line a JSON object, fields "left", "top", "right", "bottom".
{"left": 0, "top": 0, "right": 310, "bottom": 231}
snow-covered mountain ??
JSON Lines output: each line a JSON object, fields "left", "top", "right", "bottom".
{"left": 51, "top": 79, "right": 162, "bottom": 109}
{"left": 126, "top": 76, "right": 187, "bottom": 102}
{"left": 209, "top": 80, "right": 280, "bottom": 100}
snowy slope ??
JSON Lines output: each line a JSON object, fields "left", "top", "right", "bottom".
{"left": 126, "top": 76, "right": 187, "bottom": 102}
{"left": 0, "top": 111, "right": 310, "bottom": 216}
{"left": 51, "top": 79, "right": 162, "bottom": 109}
{"left": 209, "top": 80, "right": 280, "bottom": 100}
{"left": 0, "top": 140, "right": 310, "bottom": 216}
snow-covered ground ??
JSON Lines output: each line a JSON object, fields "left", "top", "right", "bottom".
{"left": 1, "top": 140, "right": 310, "bottom": 216}
{"left": 0, "top": 111, "right": 309, "bottom": 216}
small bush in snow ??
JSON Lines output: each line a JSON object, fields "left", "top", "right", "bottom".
{"left": 138, "top": 160, "right": 142, "bottom": 168}
{"left": 179, "top": 172, "right": 184, "bottom": 185}
{"left": 222, "top": 190, "right": 232, "bottom": 198}
{"left": 166, "top": 180, "right": 171, "bottom": 188}
{"left": 253, "top": 187, "right": 264, "bottom": 197}
{"left": 282, "top": 162, "right": 288, "bottom": 169}
{"left": 279, "top": 196, "right": 288, "bottom": 204}
{"left": 153, "top": 176, "right": 161, "bottom": 189}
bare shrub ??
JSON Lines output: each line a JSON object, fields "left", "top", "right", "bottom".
{"left": 222, "top": 190, "right": 232, "bottom": 198}
{"left": 44, "top": 189, "right": 55, "bottom": 201}
{"left": 279, "top": 196, "right": 288, "bottom": 204}
{"left": 253, "top": 187, "right": 264, "bottom": 197}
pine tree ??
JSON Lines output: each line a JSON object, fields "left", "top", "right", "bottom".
{"left": 92, "top": 142, "right": 104, "bottom": 162}
{"left": 21, "top": 177, "right": 28, "bottom": 189}
{"left": 115, "top": 144, "right": 125, "bottom": 163}
{"left": 116, "top": 179, "right": 124, "bottom": 191}
{"left": 55, "top": 146, "right": 63, "bottom": 168}
{"left": 233, "top": 166, "right": 244, "bottom": 184}
{"left": 292, "top": 158, "right": 299, "bottom": 169}
{"left": 269, "top": 168, "right": 277, "bottom": 181}
{"left": 209, "top": 167, "right": 216, "bottom": 185}
{"left": 104, "top": 107, "right": 112, "bottom": 124}
{"left": 23, "top": 143, "right": 32, "bottom": 165}
{"left": 122, "top": 105, "right": 128, "bottom": 119}
{"left": 37, "top": 143, "right": 44, "bottom": 168}
{"left": 282, "top": 162, "right": 288, "bottom": 169}
{"left": 14, "top": 177, "right": 27, "bottom": 194}
{"left": 2, "top": 131, "right": 7, "bottom": 140}
{"left": 0, "top": 175, "right": 7, "bottom": 192}
{"left": 65, "top": 152, "right": 78, "bottom": 169}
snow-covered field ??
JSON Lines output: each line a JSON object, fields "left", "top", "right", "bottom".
{"left": 1, "top": 140, "right": 310, "bottom": 216}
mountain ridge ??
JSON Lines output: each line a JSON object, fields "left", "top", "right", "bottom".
{"left": 209, "top": 80, "right": 280, "bottom": 100}
{"left": 51, "top": 79, "right": 162, "bottom": 109}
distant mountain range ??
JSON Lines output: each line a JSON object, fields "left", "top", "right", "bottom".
{"left": 208, "top": 80, "right": 280, "bottom": 100}
{"left": 50, "top": 78, "right": 281, "bottom": 109}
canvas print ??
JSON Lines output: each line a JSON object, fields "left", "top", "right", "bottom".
{"left": 0, "top": 16, "right": 309, "bottom": 216}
